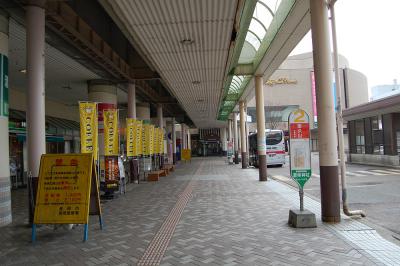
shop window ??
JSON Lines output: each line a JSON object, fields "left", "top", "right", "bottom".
{"left": 372, "top": 116, "right": 384, "bottom": 154}
{"left": 355, "top": 119, "right": 365, "bottom": 154}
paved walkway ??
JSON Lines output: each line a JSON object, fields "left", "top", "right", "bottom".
{"left": 1, "top": 157, "right": 399, "bottom": 265}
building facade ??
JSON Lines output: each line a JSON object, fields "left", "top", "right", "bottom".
{"left": 246, "top": 52, "right": 369, "bottom": 151}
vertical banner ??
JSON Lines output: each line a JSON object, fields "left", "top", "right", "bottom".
{"left": 126, "top": 118, "right": 135, "bottom": 157}
{"left": 135, "top": 120, "right": 143, "bottom": 156}
{"left": 0, "top": 54, "right": 8, "bottom": 117}
{"left": 104, "top": 156, "right": 119, "bottom": 189}
{"left": 103, "top": 109, "right": 119, "bottom": 156}
{"left": 79, "top": 102, "right": 98, "bottom": 161}
{"left": 142, "top": 124, "right": 150, "bottom": 156}
{"left": 154, "top": 127, "right": 159, "bottom": 154}
{"left": 158, "top": 128, "right": 164, "bottom": 154}
{"left": 149, "top": 125, "right": 155, "bottom": 155}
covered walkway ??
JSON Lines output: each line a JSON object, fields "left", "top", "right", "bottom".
{"left": 1, "top": 157, "right": 397, "bottom": 265}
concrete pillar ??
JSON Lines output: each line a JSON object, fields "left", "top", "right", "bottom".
{"left": 73, "top": 138, "right": 80, "bottom": 153}
{"left": 88, "top": 79, "right": 117, "bottom": 156}
{"left": 136, "top": 102, "right": 150, "bottom": 122}
{"left": 228, "top": 119, "right": 232, "bottom": 143}
{"left": 127, "top": 82, "right": 136, "bottom": 119}
{"left": 187, "top": 129, "right": 191, "bottom": 149}
{"left": 157, "top": 104, "right": 164, "bottom": 129}
{"left": 239, "top": 101, "right": 248, "bottom": 168}
{"left": 172, "top": 118, "right": 177, "bottom": 164}
{"left": 64, "top": 141, "right": 71, "bottom": 154}
{"left": 233, "top": 112, "right": 239, "bottom": 164}
{"left": 26, "top": 1, "right": 46, "bottom": 224}
{"left": 0, "top": 12, "right": 11, "bottom": 227}
{"left": 310, "top": 0, "right": 340, "bottom": 222}
{"left": 167, "top": 121, "right": 173, "bottom": 162}
{"left": 180, "top": 124, "right": 185, "bottom": 149}
{"left": 255, "top": 75, "right": 267, "bottom": 181}
{"left": 221, "top": 127, "right": 227, "bottom": 156}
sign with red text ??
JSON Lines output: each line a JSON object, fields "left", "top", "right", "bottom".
{"left": 33, "top": 153, "right": 101, "bottom": 224}
{"left": 288, "top": 109, "right": 311, "bottom": 188}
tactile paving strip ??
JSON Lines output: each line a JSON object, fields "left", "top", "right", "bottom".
{"left": 268, "top": 180, "right": 400, "bottom": 265}
{"left": 137, "top": 162, "right": 204, "bottom": 266}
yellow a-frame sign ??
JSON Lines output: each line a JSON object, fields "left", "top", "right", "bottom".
{"left": 32, "top": 153, "right": 103, "bottom": 242}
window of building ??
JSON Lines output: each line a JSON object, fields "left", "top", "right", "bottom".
{"left": 355, "top": 119, "right": 365, "bottom": 154}
{"left": 371, "top": 116, "right": 384, "bottom": 154}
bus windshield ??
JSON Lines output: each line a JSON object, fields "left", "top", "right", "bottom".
{"left": 266, "top": 132, "right": 282, "bottom": 145}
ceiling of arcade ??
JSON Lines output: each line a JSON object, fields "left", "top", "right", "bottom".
{"left": 8, "top": 19, "right": 103, "bottom": 107}
{"left": 100, "top": 0, "right": 239, "bottom": 128}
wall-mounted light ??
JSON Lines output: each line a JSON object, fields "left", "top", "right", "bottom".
{"left": 19, "top": 69, "right": 26, "bottom": 74}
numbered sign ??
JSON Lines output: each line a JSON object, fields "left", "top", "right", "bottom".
{"left": 288, "top": 109, "right": 311, "bottom": 188}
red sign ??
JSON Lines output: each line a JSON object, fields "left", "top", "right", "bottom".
{"left": 290, "top": 123, "right": 309, "bottom": 139}
{"left": 98, "top": 103, "right": 116, "bottom": 121}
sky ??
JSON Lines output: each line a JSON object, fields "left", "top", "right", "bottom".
{"left": 290, "top": 0, "right": 400, "bottom": 94}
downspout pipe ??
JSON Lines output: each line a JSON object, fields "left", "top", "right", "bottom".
{"left": 329, "top": 0, "right": 365, "bottom": 217}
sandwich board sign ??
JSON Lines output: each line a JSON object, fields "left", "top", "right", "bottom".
{"left": 288, "top": 109, "right": 311, "bottom": 210}
{"left": 181, "top": 149, "right": 192, "bottom": 162}
{"left": 32, "top": 153, "right": 103, "bottom": 242}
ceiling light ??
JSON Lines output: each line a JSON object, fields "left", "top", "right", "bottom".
{"left": 19, "top": 69, "right": 26, "bottom": 74}
{"left": 192, "top": 80, "right": 201, "bottom": 85}
{"left": 180, "top": 39, "right": 194, "bottom": 45}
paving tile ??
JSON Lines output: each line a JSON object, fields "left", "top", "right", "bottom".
{"left": 0, "top": 157, "right": 394, "bottom": 265}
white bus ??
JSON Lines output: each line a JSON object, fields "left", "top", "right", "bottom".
{"left": 248, "top": 129, "right": 286, "bottom": 167}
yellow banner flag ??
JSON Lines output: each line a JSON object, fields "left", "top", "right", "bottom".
{"left": 126, "top": 118, "right": 135, "bottom": 157}
{"left": 103, "top": 109, "right": 119, "bottom": 156}
{"left": 154, "top": 127, "right": 159, "bottom": 154}
{"left": 142, "top": 124, "right": 149, "bottom": 156}
{"left": 159, "top": 129, "right": 164, "bottom": 154}
{"left": 79, "top": 102, "right": 98, "bottom": 161}
{"left": 136, "top": 120, "right": 143, "bottom": 156}
{"left": 150, "top": 125, "right": 155, "bottom": 155}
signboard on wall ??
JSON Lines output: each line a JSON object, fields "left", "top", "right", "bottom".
{"left": 0, "top": 54, "right": 8, "bottom": 117}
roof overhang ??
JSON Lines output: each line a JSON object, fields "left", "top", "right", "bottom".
{"left": 343, "top": 94, "right": 400, "bottom": 121}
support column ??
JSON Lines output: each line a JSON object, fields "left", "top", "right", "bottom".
{"left": 239, "top": 101, "right": 248, "bottom": 168}
{"left": 127, "top": 82, "right": 136, "bottom": 119}
{"left": 88, "top": 79, "right": 117, "bottom": 157}
{"left": 0, "top": 12, "right": 11, "bottom": 227}
{"left": 187, "top": 128, "right": 191, "bottom": 149}
{"left": 26, "top": 1, "right": 46, "bottom": 224}
{"left": 172, "top": 118, "right": 177, "bottom": 164}
{"left": 181, "top": 124, "right": 186, "bottom": 149}
{"left": 255, "top": 75, "right": 267, "bottom": 181}
{"left": 157, "top": 104, "right": 164, "bottom": 129}
{"left": 221, "top": 127, "right": 227, "bottom": 156}
{"left": 310, "top": 0, "right": 340, "bottom": 222}
{"left": 228, "top": 119, "right": 232, "bottom": 143}
{"left": 233, "top": 112, "right": 239, "bottom": 164}
{"left": 64, "top": 141, "right": 71, "bottom": 154}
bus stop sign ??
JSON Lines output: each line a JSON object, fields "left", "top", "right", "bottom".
{"left": 288, "top": 109, "right": 311, "bottom": 188}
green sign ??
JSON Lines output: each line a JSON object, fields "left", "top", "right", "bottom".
{"left": 290, "top": 169, "right": 311, "bottom": 188}
{"left": 0, "top": 54, "right": 8, "bottom": 117}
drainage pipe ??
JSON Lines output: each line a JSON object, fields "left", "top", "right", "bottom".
{"left": 329, "top": 0, "right": 365, "bottom": 217}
